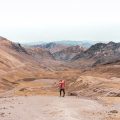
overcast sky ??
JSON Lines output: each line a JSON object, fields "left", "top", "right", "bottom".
{"left": 0, "top": 0, "right": 120, "bottom": 43}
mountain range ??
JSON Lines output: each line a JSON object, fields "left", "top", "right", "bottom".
{"left": 29, "top": 40, "right": 96, "bottom": 49}
{"left": 0, "top": 36, "right": 120, "bottom": 98}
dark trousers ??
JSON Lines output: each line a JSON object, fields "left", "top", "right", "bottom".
{"left": 60, "top": 89, "right": 65, "bottom": 97}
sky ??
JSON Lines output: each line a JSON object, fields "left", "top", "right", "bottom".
{"left": 0, "top": 0, "right": 120, "bottom": 43}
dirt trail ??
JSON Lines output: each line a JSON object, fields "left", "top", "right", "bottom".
{"left": 0, "top": 95, "right": 110, "bottom": 120}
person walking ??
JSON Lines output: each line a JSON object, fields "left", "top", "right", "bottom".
{"left": 59, "top": 80, "right": 65, "bottom": 97}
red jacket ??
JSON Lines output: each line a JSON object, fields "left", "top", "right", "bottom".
{"left": 59, "top": 80, "right": 65, "bottom": 89}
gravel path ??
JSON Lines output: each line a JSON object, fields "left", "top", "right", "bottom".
{"left": 0, "top": 96, "right": 107, "bottom": 120}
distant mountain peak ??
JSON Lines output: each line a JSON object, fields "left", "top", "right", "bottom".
{"left": 87, "top": 43, "right": 106, "bottom": 51}
{"left": 54, "top": 40, "right": 94, "bottom": 48}
{"left": 42, "top": 42, "right": 59, "bottom": 49}
{"left": 108, "top": 41, "right": 116, "bottom": 45}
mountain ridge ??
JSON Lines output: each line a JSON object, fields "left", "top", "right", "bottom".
{"left": 72, "top": 41, "right": 120, "bottom": 66}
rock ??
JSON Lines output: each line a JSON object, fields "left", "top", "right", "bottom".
{"left": 107, "top": 91, "right": 120, "bottom": 97}
{"left": 0, "top": 112, "right": 5, "bottom": 117}
{"left": 110, "top": 110, "right": 118, "bottom": 114}
{"left": 68, "top": 91, "right": 79, "bottom": 96}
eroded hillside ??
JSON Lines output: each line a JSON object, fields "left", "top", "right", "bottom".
{"left": 68, "top": 61, "right": 120, "bottom": 97}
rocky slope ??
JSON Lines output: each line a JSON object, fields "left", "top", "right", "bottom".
{"left": 0, "top": 37, "right": 59, "bottom": 93}
{"left": 32, "top": 42, "right": 68, "bottom": 53}
{"left": 27, "top": 48, "right": 55, "bottom": 60}
{"left": 0, "top": 38, "right": 27, "bottom": 92}
{"left": 68, "top": 60, "right": 120, "bottom": 97}
{"left": 53, "top": 45, "right": 85, "bottom": 61}
{"left": 72, "top": 42, "right": 120, "bottom": 67}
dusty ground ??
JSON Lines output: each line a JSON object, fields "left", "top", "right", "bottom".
{"left": 0, "top": 96, "right": 120, "bottom": 120}
{"left": 0, "top": 96, "right": 108, "bottom": 120}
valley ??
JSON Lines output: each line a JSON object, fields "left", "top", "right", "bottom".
{"left": 0, "top": 36, "right": 120, "bottom": 120}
